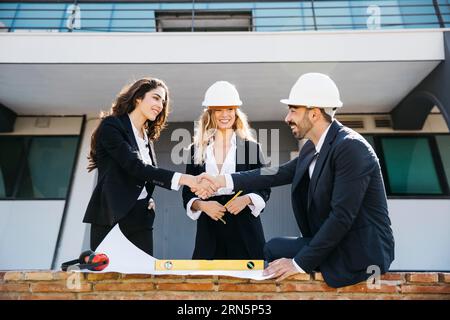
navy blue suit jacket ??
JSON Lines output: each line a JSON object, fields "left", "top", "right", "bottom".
{"left": 83, "top": 114, "right": 175, "bottom": 226}
{"left": 231, "top": 120, "right": 395, "bottom": 288}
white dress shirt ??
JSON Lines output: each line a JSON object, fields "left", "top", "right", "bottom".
{"left": 289, "top": 123, "right": 332, "bottom": 273}
{"left": 224, "top": 123, "right": 332, "bottom": 274}
{"left": 308, "top": 123, "right": 331, "bottom": 178}
{"left": 129, "top": 115, "right": 181, "bottom": 201}
{"left": 186, "top": 132, "right": 266, "bottom": 220}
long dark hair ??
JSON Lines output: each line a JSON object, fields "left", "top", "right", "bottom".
{"left": 87, "top": 77, "right": 170, "bottom": 172}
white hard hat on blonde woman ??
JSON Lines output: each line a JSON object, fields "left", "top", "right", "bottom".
{"left": 202, "top": 81, "right": 242, "bottom": 107}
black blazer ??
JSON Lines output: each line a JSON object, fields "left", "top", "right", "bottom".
{"left": 231, "top": 121, "right": 395, "bottom": 288}
{"left": 182, "top": 137, "right": 271, "bottom": 259}
{"left": 83, "top": 114, "right": 175, "bottom": 226}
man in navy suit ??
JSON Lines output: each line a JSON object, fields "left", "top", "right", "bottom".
{"left": 203, "top": 73, "right": 395, "bottom": 288}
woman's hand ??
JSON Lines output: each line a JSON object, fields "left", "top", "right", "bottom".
{"left": 180, "top": 174, "right": 217, "bottom": 199}
{"left": 198, "top": 173, "right": 226, "bottom": 189}
{"left": 197, "top": 200, "right": 226, "bottom": 221}
{"left": 225, "top": 195, "right": 251, "bottom": 215}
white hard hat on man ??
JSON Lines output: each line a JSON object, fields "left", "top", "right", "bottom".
{"left": 281, "top": 73, "right": 343, "bottom": 117}
{"left": 202, "top": 81, "right": 242, "bottom": 107}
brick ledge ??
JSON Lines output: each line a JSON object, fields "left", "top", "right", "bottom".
{"left": 1, "top": 271, "right": 449, "bottom": 300}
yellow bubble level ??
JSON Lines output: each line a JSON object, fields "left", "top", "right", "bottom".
{"left": 155, "top": 260, "right": 264, "bottom": 271}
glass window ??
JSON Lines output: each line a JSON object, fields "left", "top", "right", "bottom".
{"left": 0, "top": 136, "right": 79, "bottom": 199}
{"left": 436, "top": 135, "right": 450, "bottom": 188}
{"left": 0, "top": 136, "right": 27, "bottom": 197}
{"left": 76, "top": 3, "right": 113, "bottom": 32}
{"left": 315, "top": 1, "right": 354, "bottom": 30}
{"left": 17, "top": 137, "right": 79, "bottom": 199}
{"left": 254, "top": 2, "right": 306, "bottom": 32}
{"left": 438, "top": 0, "right": 450, "bottom": 28}
{"left": 399, "top": 0, "right": 441, "bottom": 29}
{"left": 362, "top": 135, "right": 375, "bottom": 149}
{"left": 0, "top": 3, "right": 18, "bottom": 32}
{"left": 110, "top": 4, "right": 156, "bottom": 32}
{"left": 12, "top": 3, "right": 66, "bottom": 32}
{"left": 381, "top": 137, "right": 442, "bottom": 195}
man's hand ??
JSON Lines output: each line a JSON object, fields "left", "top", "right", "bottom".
{"left": 225, "top": 195, "right": 251, "bottom": 215}
{"left": 262, "top": 258, "right": 301, "bottom": 282}
{"left": 196, "top": 200, "right": 226, "bottom": 221}
{"left": 197, "top": 173, "right": 226, "bottom": 189}
{"left": 191, "top": 179, "right": 217, "bottom": 199}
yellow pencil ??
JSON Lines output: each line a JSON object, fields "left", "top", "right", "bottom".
{"left": 224, "top": 190, "right": 243, "bottom": 207}
{"left": 218, "top": 190, "right": 243, "bottom": 224}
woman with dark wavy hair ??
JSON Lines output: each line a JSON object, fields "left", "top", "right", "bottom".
{"left": 83, "top": 77, "right": 215, "bottom": 255}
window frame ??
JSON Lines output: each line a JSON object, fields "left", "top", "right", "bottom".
{"left": 365, "top": 133, "right": 450, "bottom": 199}
{"left": 154, "top": 9, "right": 253, "bottom": 32}
{"left": 0, "top": 134, "right": 81, "bottom": 201}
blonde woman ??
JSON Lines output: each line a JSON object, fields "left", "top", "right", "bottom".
{"left": 83, "top": 78, "right": 216, "bottom": 255}
{"left": 182, "top": 81, "right": 270, "bottom": 259}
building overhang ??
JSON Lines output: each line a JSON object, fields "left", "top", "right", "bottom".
{"left": 0, "top": 29, "right": 447, "bottom": 121}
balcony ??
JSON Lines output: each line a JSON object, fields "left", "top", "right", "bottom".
{"left": 0, "top": 0, "right": 449, "bottom": 33}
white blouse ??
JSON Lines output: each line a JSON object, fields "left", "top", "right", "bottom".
{"left": 130, "top": 117, "right": 153, "bottom": 200}
{"left": 186, "top": 132, "right": 266, "bottom": 220}
{"left": 129, "top": 115, "right": 181, "bottom": 201}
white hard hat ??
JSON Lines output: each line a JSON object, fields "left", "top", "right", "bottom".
{"left": 202, "top": 81, "right": 242, "bottom": 107}
{"left": 280, "top": 73, "right": 343, "bottom": 117}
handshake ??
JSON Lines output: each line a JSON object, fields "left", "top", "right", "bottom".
{"left": 180, "top": 173, "right": 226, "bottom": 199}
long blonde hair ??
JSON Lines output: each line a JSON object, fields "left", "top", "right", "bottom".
{"left": 193, "top": 108, "right": 256, "bottom": 164}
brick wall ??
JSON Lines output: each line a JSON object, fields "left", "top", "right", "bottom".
{"left": 1, "top": 271, "right": 449, "bottom": 300}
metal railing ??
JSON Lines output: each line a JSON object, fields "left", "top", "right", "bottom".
{"left": 0, "top": 0, "right": 448, "bottom": 32}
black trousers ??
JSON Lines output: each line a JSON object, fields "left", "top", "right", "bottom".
{"left": 263, "top": 236, "right": 312, "bottom": 263}
{"left": 90, "top": 199, "right": 155, "bottom": 256}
